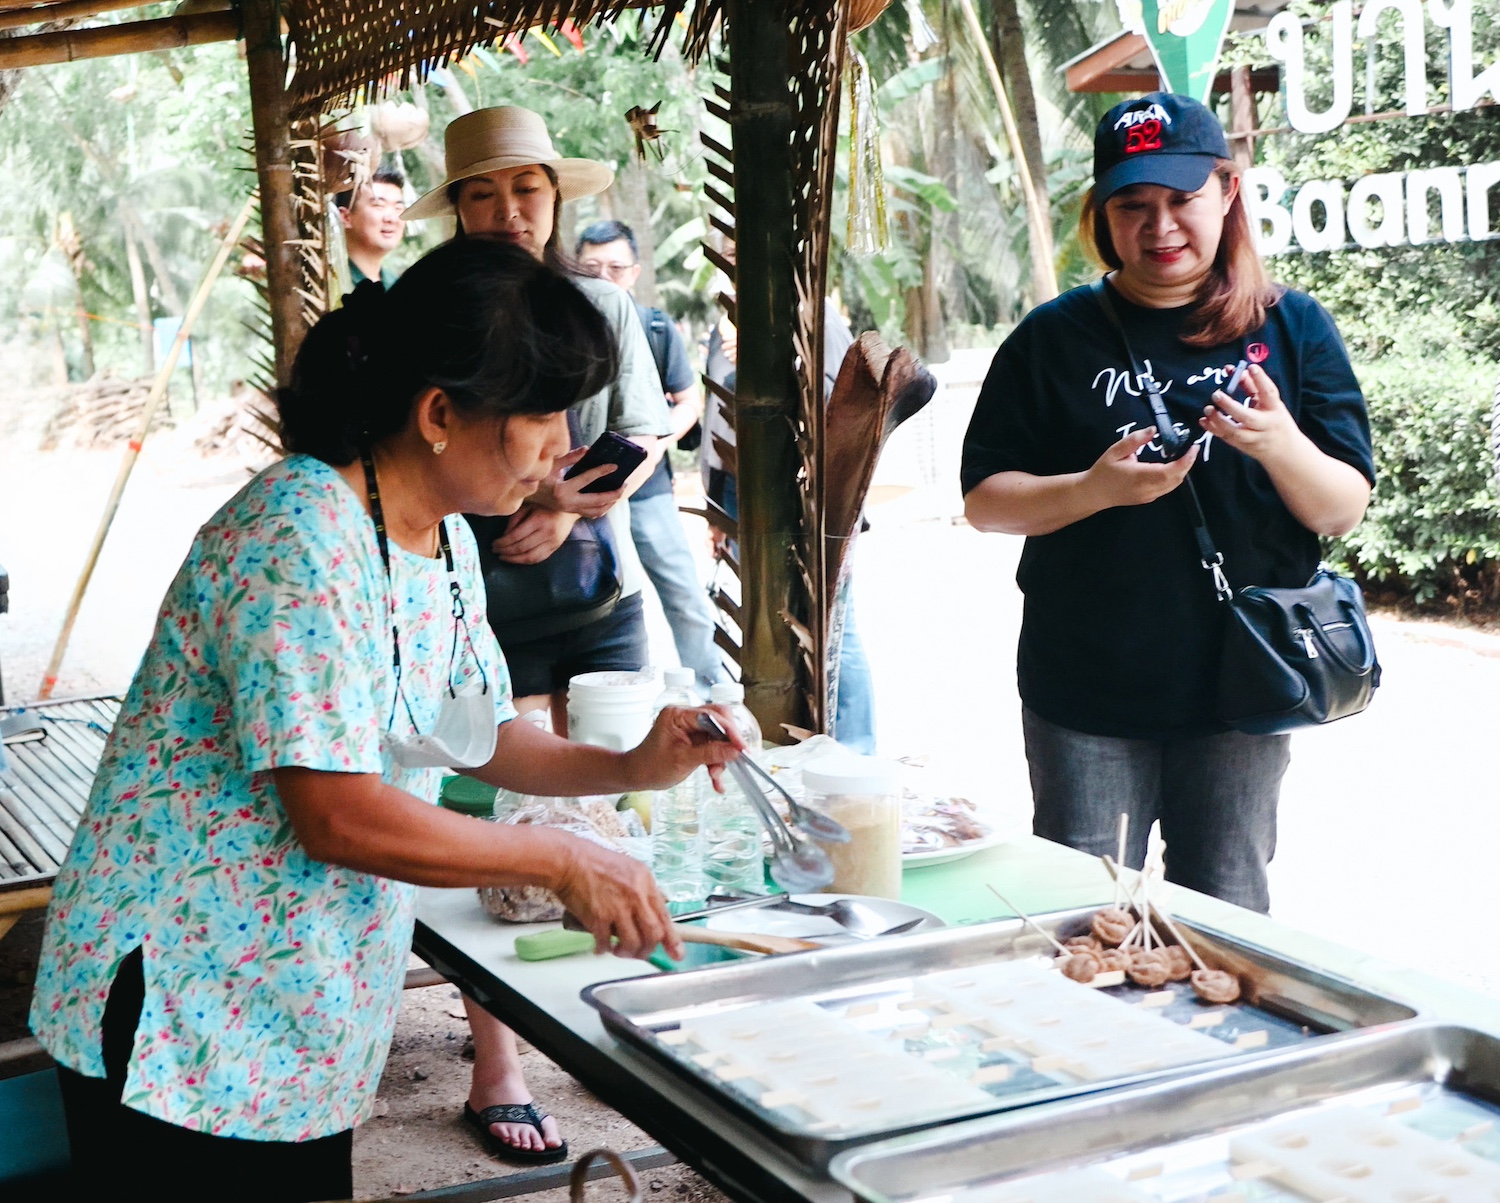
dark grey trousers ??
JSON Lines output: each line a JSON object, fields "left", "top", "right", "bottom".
{"left": 1022, "top": 707, "right": 1291, "bottom": 914}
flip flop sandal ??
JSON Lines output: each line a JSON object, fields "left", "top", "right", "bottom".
{"left": 463, "top": 1100, "right": 570, "bottom": 1165}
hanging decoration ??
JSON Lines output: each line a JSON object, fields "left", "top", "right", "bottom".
{"left": 625, "top": 103, "right": 666, "bottom": 161}
{"left": 844, "top": 49, "right": 889, "bottom": 255}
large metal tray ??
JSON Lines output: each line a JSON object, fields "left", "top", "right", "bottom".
{"left": 831, "top": 1023, "right": 1500, "bottom": 1203}
{"left": 583, "top": 907, "right": 1418, "bottom": 1168}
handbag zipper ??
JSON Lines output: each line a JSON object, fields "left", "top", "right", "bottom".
{"left": 1294, "top": 627, "right": 1319, "bottom": 658}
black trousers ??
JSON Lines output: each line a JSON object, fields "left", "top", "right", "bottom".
{"left": 55, "top": 948, "right": 354, "bottom": 1203}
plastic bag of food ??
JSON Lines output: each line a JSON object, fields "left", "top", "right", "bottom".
{"left": 477, "top": 796, "right": 630, "bottom": 923}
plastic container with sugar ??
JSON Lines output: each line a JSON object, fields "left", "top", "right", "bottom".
{"left": 801, "top": 754, "right": 904, "bottom": 899}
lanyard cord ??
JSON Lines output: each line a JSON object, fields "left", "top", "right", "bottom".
{"left": 359, "top": 447, "right": 486, "bottom": 735}
{"left": 1090, "top": 278, "right": 1235, "bottom": 602}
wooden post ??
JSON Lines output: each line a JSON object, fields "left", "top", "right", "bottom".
{"left": 1230, "top": 65, "right": 1256, "bottom": 170}
{"left": 726, "top": 0, "right": 804, "bottom": 740}
{"left": 243, "top": 0, "right": 302, "bottom": 387}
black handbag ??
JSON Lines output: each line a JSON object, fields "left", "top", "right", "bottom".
{"left": 467, "top": 411, "right": 623, "bottom": 645}
{"left": 1091, "top": 279, "right": 1381, "bottom": 735}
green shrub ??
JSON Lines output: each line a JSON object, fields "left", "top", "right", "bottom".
{"left": 1328, "top": 349, "right": 1500, "bottom": 608}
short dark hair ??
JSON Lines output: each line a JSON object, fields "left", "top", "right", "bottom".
{"left": 278, "top": 239, "right": 618, "bottom": 465}
{"left": 335, "top": 163, "right": 407, "bottom": 212}
{"left": 576, "top": 221, "right": 637, "bottom": 260}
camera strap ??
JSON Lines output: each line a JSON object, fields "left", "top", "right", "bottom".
{"left": 1090, "top": 278, "right": 1232, "bottom": 602}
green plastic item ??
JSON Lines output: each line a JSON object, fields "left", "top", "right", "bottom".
{"left": 514, "top": 929, "right": 597, "bottom": 961}
{"left": 439, "top": 775, "right": 499, "bottom": 818}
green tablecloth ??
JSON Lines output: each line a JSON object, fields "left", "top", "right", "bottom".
{"left": 900, "top": 837, "right": 1113, "bottom": 924}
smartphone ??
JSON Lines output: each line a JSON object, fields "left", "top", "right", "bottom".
{"left": 563, "top": 431, "right": 648, "bottom": 494}
{"left": 1222, "top": 359, "right": 1251, "bottom": 403}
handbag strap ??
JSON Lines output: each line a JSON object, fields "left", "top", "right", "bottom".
{"left": 1090, "top": 278, "right": 1233, "bottom": 603}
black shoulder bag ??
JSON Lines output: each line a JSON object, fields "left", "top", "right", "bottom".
{"left": 467, "top": 409, "right": 623, "bottom": 646}
{"left": 1091, "top": 279, "right": 1381, "bottom": 735}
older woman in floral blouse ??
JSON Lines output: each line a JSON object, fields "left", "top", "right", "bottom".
{"left": 29, "top": 239, "right": 739, "bottom": 1202}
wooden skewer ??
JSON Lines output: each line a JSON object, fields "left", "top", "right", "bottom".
{"left": 1114, "top": 812, "right": 1129, "bottom": 910}
{"left": 1102, "top": 855, "right": 1211, "bottom": 973}
{"left": 986, "top": 884, "right": 1072, "bottom": 956}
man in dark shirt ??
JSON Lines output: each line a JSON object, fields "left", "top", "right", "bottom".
{"left": 575, "top": 221, "right": 726, "bottom": 692}
{"left": 337, "top": 164, "right": 406, "bottom": 289}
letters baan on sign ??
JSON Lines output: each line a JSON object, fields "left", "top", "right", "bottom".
{"left": 1247, "top": 0, "right": 1500, "bottom": 255}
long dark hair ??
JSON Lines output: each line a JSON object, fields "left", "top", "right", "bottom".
{"left": 1080, "top": 162, "right": 1280, "bottom": 348}
{"left": 448, "top": 164, "right": 576, "bottom": 275}
{"left": 278, "top": 238, "right": 617, "bottom": 465}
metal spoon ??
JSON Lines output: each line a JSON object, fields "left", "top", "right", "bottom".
{"left": 773, "top": 897, "right": 925, "bottom": 939}
{"left": 695, "top": 713, "right": 851, "bottom": 845}
{"left": 697, "top": 714, "right": 834, "bottom": 891}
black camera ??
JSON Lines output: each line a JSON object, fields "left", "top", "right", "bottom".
{"left": 1141, "top": 377, "right": 1193, "bottom": 461}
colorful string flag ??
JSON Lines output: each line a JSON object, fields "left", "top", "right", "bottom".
{"left": 559, "top": 19, "right": 585, "bottom": 52}
{"left": 502, "top": 32, "right": 529, "bottom": 64}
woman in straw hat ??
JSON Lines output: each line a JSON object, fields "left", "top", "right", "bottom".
{"left": 405, "top": 106, "right": 674, "bottom": 1164}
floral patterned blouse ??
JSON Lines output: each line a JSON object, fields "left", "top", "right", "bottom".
{"left": 30, "top": 454, "right": 515, "bottom": 1141}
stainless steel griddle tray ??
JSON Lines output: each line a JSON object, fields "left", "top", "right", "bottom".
{"left": 583, "top": 908, "right": 1418, "bottom": 1167}
{"left": 830, "top": 1022, "right": 1500, "bottom": 1203}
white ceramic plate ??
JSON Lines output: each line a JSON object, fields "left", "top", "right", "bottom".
{"left": 700, "top": 893, "right": 944, "bottom": 943}
{"left": 902, "top": 829, "right": 1010, "bottom": 868}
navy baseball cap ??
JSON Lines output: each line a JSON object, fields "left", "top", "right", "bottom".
{"left": 1093, "top": 92, "right": 1230, "bottom": 203}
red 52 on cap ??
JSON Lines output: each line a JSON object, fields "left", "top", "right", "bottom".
{"left": 1093, "top": 91, "right": 1231, "bottom": 204}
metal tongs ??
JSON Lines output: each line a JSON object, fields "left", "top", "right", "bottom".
{"left": 696, "top": 712, "right": 839, "bottom": 892}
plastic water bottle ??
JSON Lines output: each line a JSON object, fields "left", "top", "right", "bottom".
{"left": 700, "top": 682, "right": 767, "bottom": 896}
{"left": 651, "top": 668, "right": 707, "bottom": 903}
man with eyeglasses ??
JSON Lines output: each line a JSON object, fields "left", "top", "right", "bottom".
{"left": 576, "top": 220, "right": 725, "bottom": 692}
{"left": 337, "top": 164, "right": 407, "bottom": 289}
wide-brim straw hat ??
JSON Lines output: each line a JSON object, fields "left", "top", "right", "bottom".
{"left": 403, "top": 106, "right": 614, "bottom": 220}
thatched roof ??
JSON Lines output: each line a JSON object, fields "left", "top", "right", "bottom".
{"left": 285, "top": 0, "right": 722, "bottom": 113}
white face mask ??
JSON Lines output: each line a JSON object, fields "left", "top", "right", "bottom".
{"left": 382, "top": 680, "right": 498, "bottom": 769}
{"left": 360, "top": 448, "right": 498, "bottom": 773}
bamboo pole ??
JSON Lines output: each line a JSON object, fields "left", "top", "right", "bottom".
{"left": 0, "top": 10, "right": 239, "bottom": 69}
{"left": 725, "top": 0, "right": 806, "bottom": 741}
{"left": 244, "top": 0, "right": 302, "bottom": 388}
{"left": 37, "top": 192, "right": 257, "bottom": 700}
{"left": 0, "top": 0, "right": 160, "bottom": 33}
{"left": 954, "top": 0, "right": 1058, "bottom": 302}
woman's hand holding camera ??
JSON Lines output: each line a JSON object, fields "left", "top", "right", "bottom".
{"left": 1084, "top": 426, "right": 1199, "bottom": 511}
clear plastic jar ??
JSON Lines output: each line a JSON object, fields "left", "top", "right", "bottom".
{"left": 801, "top": 755, "right": 904, "bottom": 899}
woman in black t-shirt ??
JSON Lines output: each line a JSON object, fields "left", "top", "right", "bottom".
{"left": 961, "top": 93, "right": 1374, "bottom": 913}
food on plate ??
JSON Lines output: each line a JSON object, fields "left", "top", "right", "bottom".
{"left": 1228, "top": 1105, "right": 1500, "bottom": 1202}
{"left": 1059, "top": 952, "right": 1101, "bottom": 984}
{"left": 1091, "top": 907, "right": 1135, "bottom": 946}
{"left": 1163, "top": 945, "right": 1193, "bottom": 982}
{"left": 1190, "top": 969, "right": 1242, "bottom": 1005}
{"left": 1126, "top": 947, "right": 1173, "bottom": 988}
{"left": 902, "top": 792, "right": 992, "bottom": 854}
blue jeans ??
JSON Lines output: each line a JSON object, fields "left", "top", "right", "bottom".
{"left": 831, "top": 588, "right": 876, "bottom": 754}
{"left": 629, "top": 490, "right": 727, "bottom": 693}
{"left": 1021, "top": 707, "right": 1290, "bottom": 913}
{"left": 711, "top": 471, "right": 875, "bottom": 750}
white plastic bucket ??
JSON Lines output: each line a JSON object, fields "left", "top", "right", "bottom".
{"left": 566, "top": 670, "right": 660, "bottom": 751}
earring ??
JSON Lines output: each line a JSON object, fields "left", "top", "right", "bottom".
{"left": 432, "top": 441, "right": 447, "bottom": 455}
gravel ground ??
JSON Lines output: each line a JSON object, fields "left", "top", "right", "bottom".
{"left": 4, "top": 357, "right": 1500, "bottom": 1198}
{"left": 356, "top": 979, "right": 725, "bottom": 1200}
